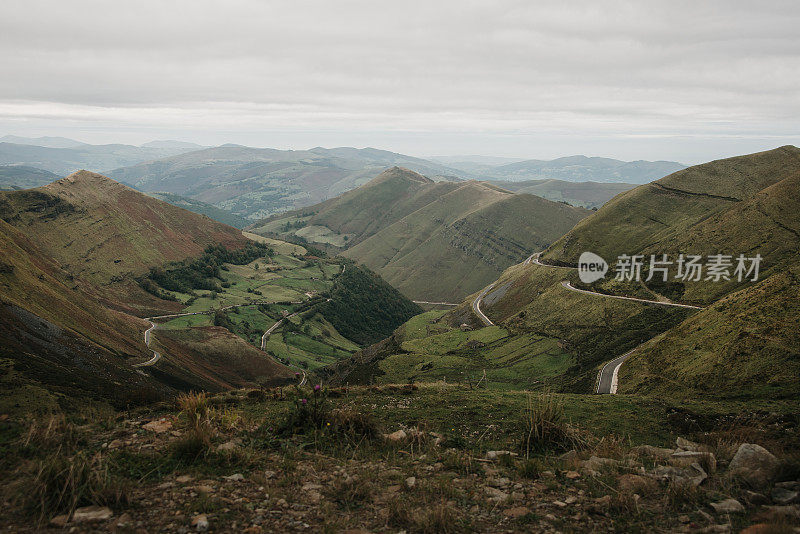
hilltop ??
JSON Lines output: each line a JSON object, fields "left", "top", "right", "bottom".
{"left": 252, "top": 167, "right": 590, "bottom": 301}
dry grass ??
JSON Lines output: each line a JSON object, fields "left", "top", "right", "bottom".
{"left": 21, "top": 452, "right": 129, "bottom": 525}
{"left": 519, "top": 392, "right": 585, "bottom": 457}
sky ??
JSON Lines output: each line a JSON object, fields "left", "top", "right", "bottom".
{"left": 0, "top": 0, "right": 798, "bottom": 164}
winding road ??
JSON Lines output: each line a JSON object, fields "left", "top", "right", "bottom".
{"left": 472, "top": 252, "right": 703, "bottom": 394}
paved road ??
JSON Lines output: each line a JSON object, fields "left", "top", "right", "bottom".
{"left": 472, "top": 283, "right": 496, "bottom": 326}
{"left": 596, "top": 348, "right": 636, "bottom": 394}
{"left": 560, "top": 281, "right": 704, "bottom": 310}
{"left": 413, "top": 300, "right": 459, "bottom": 306}
{"left": 259, "top": 311, "right": 306, "bottom": 385}
{"left": 133, "top": 321, "right": 161, "bottom": 368}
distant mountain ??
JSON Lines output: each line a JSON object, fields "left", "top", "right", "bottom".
{"left": 0, "top": 135, "right": 87, "bottom": 148}
{"left": 486, "top": 179, "right": 636, "bottom": 209}
{"left": 251, "top": 167, "right": 590, "bottom": 301}
{"left": 0, "top": 141, "right": 205, "bottom": 175}
{"left": 0, "top": 165, "right": 61, "bottom": 190}
{"left": 108, "top": 145, "right": 465, "bottom": 221}
{"left": 141, "top": 140, "right": 207, "bottom": 150}
{"left": 487, "top": 155, "right": 686, "bottom": 184}
{"left": 147, "top": 191, "right": 249, "bottom": 229}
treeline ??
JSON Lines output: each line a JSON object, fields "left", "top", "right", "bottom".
{"left": 141, "top": 242, "right": 272, "bottom": 296}
{"left": 317, "top": 262, "right": 421, "bottom": 345}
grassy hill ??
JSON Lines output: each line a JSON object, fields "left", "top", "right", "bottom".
{"left": 252, "top": 167, "right": 590, "bottom": 301}
{"left": 107, "top": 146, "right": 465, "bottom": 221}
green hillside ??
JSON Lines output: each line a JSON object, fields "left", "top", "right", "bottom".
{"left": 253, "top": 167, "right": 590, "bottom": 301}
{"left": 0, "top": 171, "right": 248, "bottom": 294}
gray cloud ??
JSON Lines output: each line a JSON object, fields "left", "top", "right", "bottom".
{"left": 0, "top": 0, "right": 798, "bottom": 162}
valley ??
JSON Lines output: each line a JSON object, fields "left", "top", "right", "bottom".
{"left": 1, "top": 147, "right": 799, "bottom": 534}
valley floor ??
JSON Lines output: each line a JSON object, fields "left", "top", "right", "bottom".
{"left": 2, "top": 384, "right": 799, "bottom": 533}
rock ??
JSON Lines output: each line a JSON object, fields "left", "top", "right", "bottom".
{"left": 728, "top": 443, "right": 779, "bottom": 489}
{"left": 484, "top": 486, "right": 509, "bottom": 502}
{"left": 553, "top": 500, "right": 567, "bottom": 508}
{"left": 195, "top": 484, "right": 214, "bottom": 493}
{"left": 385, "top": 429, "right": 407, "bottom": 442}
{"left": 223, "top": 473, "right": 244, "bottom": 482}
{"left": 72, "top": 506, "right": 113, "bottom": 523}
{"left": 651, "top": 463, "right": 707, "bottom": 487}
{"left": 710, "top": 498, "right": 744, "bottom": 514}
{"left": 488, "top": 477, "right": 510, "bottom": 488}
{"left": 670, "top": 450, "right": 717, "bottom": 472}
{"left": 176, "top": 474, "right": 193, "bottom": 483}
{"left": 564, "top": 495, "right": 577, "bottom": 504}
{"left": 264, "top": 470, "right": 276, "bottom": 479}
{"left": 565, "top": 470, "right": 581, "bottom": 480}
{"left": 632, "top": 445, "right": 674, "bottom": 460}
{"left": 142, "top": 419, "right": 172, "bottom": 433}
{"left": 191, "top": 514, "right": 209, "bottom": 532}
{"left": 405, "top": 476, "right": 416, "bottom": 489}
{"left": 558, "top": 450, "right": 578, "bottom": 462}
{"left": 676, "top": 437, "right": 700, "bottom": 451}
{"left": 276, "top": 498, "right": 288, "bottom": 508}
{"left": 50, "top": 514, "right": 69, "bottom": 527}
{"left": 115, "top": 512, "right": 134, "bottom": 531}
{"left": 301, "top": 483, "right": 323, "bottom": 491}
{"left": 617, "top": 474, "right": 658, "bottom": 494}
{"left": 772, "top": 486, "right": 799, "bottom": 505}
{"left": 580, "top": 456, "right": 619, "bottom": 472}
{"left": 108, "top": 439, "right": 124, "bottom": 449}
{"left": 743, "top": 490, "right": 770, "bottom": 506}
{"left": 486, "top": 450, "right": 516, "bottom": 460}
{"left": 217, "top": 441, "right": 238, "bottom": 452}
{"left": 503, "top": 506, "right": 530, "bottom": 518}
{"left": 511, "top": 491, "right": 525, "bottom": 501}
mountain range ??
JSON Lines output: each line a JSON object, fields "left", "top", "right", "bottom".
{"left": 251, "top": 167, "right": 591, "bottom": 301}
{"left": 1, "top": 136, "right": 682, "bottom": 223}
{"left": 327, "top": 146, "right": 800, "bottom": 400}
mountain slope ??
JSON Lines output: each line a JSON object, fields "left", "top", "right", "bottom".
{"left": 0, "top": 171, "right": 248, "bottom": 289}
{"left": 147, "top": 191, "right": 249, "bottom": 229}
{"left": 253, "top": 168, "right": 590, "bottom": 301}
{"left": 542, "top": 145, "right": 800, "bottom": 304}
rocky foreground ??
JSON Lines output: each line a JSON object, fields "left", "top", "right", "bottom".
{"left": 1, "top": 385, "right": 799, "bottom": 533}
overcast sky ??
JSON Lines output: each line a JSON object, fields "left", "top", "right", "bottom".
{"left": 1, "top": 0, "right": 798, "bottom": 163}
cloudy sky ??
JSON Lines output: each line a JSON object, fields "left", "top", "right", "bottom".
{"left": 1, "top": 0, "right": 798, "bottom": 163}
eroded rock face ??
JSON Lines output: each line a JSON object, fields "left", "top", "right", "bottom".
{"left": 728, "top": 444, "right": 779, "bottom": 489}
